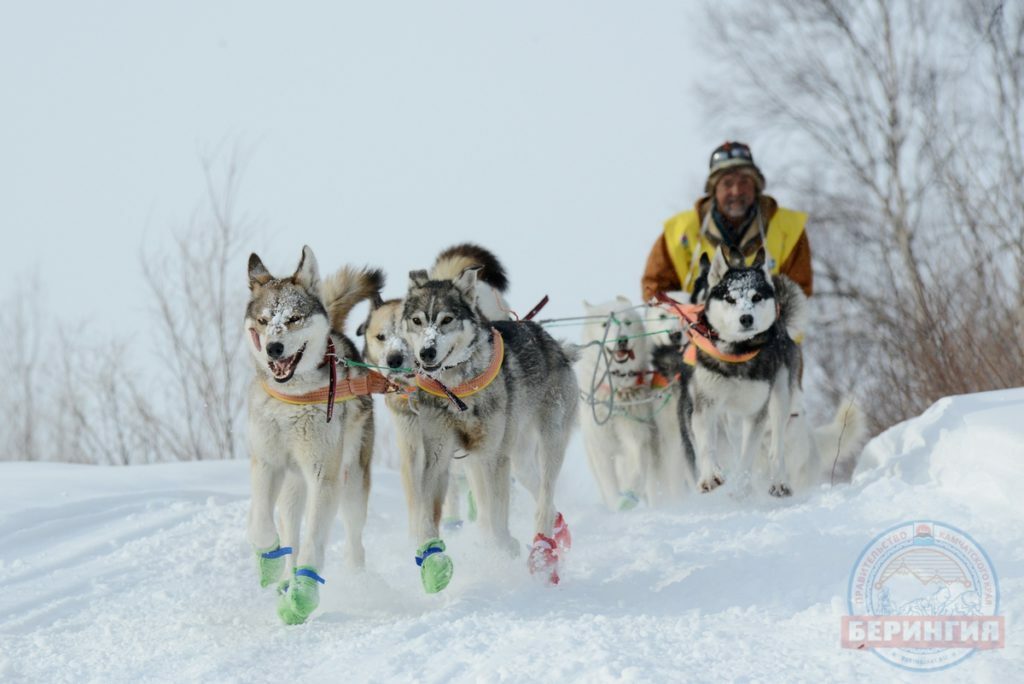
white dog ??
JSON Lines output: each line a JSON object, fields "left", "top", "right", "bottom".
{"left": 577, "top": 297, "right": 659, "bottom": 510}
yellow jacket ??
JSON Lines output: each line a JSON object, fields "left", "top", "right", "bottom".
{"left": 641, "top": 195, "right": 813, "bottom": 301}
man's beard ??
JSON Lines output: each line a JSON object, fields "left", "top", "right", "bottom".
{"left": 721, "top": 199, "right": 750, "bottom": 219}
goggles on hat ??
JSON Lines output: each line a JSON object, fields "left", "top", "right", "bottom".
{"left": 709, "top": 142, "right": 753, "bottom": 167}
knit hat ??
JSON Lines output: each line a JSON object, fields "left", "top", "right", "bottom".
{"left": 704, "top": 141, "right": 766, "bottom": 194}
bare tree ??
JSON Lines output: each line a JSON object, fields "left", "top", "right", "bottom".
{"left": 702, "top": 0, "right": 1024, "bottom": 431}
{"left": 0, "top": 277, "right": 46, "bottom": 461}
{"left": 3, "top": 152, "right": 255, "bottom": 465}
{"left": 49, "top": 328, "right": 169, "bottom": 465}
{"left": 140, "top": 152, "right": 254, "bottom": 461}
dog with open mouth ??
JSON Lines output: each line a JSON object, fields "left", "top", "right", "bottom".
{"left": 577, "top": 297, "right": 660, "bottom": 511}
{"left": 357, "top": 244, "right": 510, "bottom": 547}
{"left": 244, "top": 245, "right": 383, "bottom": 624}
{"left": 398, "top": 263, "right": 577, "bottom": 591}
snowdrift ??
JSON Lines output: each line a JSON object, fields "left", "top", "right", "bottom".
{"left": 1, "top": 390, "right": 1021, "bottom": 682}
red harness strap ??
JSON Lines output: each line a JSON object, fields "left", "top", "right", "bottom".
{"left": 522, "top": 295, "right": 550, "bottom": 321}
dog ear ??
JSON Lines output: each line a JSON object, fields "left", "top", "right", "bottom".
{"left": 293, "top": 245, "right": 320, "bottom": 291}
{"left": 708, "top": 247, "right": 730, "bottom": 288}
{"left": 453, "top": 266, "right": 480, "bottom": 299}
{"left": 690, "top": 253, "right": 712, "bottom": 304}
{"left": 408, "top": 269, "right": 430, "bottom": 289}
{"left": 248, "top": 253, "right": 272, "bottom": 290}
{"left": 752, "top": 247, "right": 767, "bottom": 270}
{"left": 725, "top": 246, "right": 746, "bottom": 269}
{"left": 615, "top": 295, "right": 632, "bottom": 306}
{"left": 356, "top": 321, "right": 367, "bottom": 337}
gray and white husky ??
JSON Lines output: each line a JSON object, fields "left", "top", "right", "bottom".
{"left": 577, "top": 298, "right": 659, "bottom": 510}
{"left": 684, "top": 246, "right": 802, "bottom": 497}
{"left": 245, "top": 246, "right": 383, "bottom": 624}
{"left": 357, "top": 244, "right": 510, "bottom": 535}
{"left": 400, "top": 265, "right": 577, "bottom": 590}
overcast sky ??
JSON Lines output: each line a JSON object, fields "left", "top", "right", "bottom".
{"left": 2, "top": 1, "right": 754, "bottom": 339}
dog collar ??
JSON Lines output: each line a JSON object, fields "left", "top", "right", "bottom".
{"left": 650, "top": 372, "right": 674, "bottom": 389}
{"left": 261, "top": 337, "right": 393, "bottom": 420}
{"left": 653, "top": 292, "right": 761, "bottom": 366}
{"left": 415, "top": 328, "right": 504, "bottom": 406}
{"left": 260, "top": 371, "right": 392, "bottom": 408}
{"left": 682, "top": 332, "right": 760, "bottom": 366}
{"left": 684, "top": 299, "right": 781, "bottom": 365}
{"left": 608, "top": 369, "right": 650, "bottom": 386}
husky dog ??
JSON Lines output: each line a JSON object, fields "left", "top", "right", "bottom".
{"left": 577, "top": 297, "right": 659, "bottom": 510}
{"left": 401, "top": 266, "right": 577, "bottom": 591}
{"left": 649, "top": 341, "right": 697, "bottom": 501}
{"left": 684, "top": 246, "right": 802, "bottom": 497}
{"left": 245, "top": 246, "right": 383, "bottom": 624}
{"left": 357, "top": 244, "right": 510, "bottom": 534}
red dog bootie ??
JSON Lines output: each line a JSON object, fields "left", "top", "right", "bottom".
{"left": 553, "top": 512, "right": 572, "bottom": 553}
{"left": 528, "top": 533, "right": 560, "bottom": 585}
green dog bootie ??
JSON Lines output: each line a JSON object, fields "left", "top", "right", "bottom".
{"left": 276, "top": 566, "right": 324, "bottom": 625}
{"left": 617, "top": 490, "right": 640, "bottom": 511}
{"left": 416, "top": 538, "right": 453, "bottom": 594}
{"left": 254, "top": 540, "right": 292, "bottom": 588}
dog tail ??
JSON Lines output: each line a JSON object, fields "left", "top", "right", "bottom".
{"left": 432, "top": 243, "right": 512, "bottom": 321}
{"left": 772, "top": 274, "right": 809, "bottom": 341}
{"left": 320, "top": 266, "right": 385, "bottom": 334}
{"left": 814, "top": 397, "right": 868, "bottom": 484}
{"left": 432, "top": 243, "right": 509, "bottom": 292}
{"left": 560, "top": 341, "right": 584, "bottom": 364}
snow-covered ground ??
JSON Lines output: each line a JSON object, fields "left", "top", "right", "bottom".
{"left": 1, "top": 390, "right": 1022, "bottom": 683}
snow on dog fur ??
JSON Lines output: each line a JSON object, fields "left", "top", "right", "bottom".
{"left": 686, "top": 247, "right": 864, "bottom": 492}
{"left": 244, "top": 246, "right": 383, "bottom": 624}
{"left": 683, "top": 247, "right": 800, "bottom": 497}
{"left": 357, "top": 244, "right": 511, "bottom": 537}
{"left": 400, "top": 265, "right": 577, "bottom": 590}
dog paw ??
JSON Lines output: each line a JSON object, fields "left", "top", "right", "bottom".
{"left": 769, "top": 483, "right": 792, "bottom": 498}
{"left": 699, "top": 474, "right": 725, "bottom": 493}
{"left": 276, "top": 566, "right": 323, "bottom": 625}
{"left": 617, "top": 490, "right": 640, "bottom": 511}
{"left": 416, "top": 538, "right": 454, "bottom": 594}
{"left": 499, "top": 534, "right": 522, "bottom": 558}
{"left": 254, "top": 540, "right": 291, "bottom": 588}
{"left": 528, "top": 533, "right": 560, "bottom": 585}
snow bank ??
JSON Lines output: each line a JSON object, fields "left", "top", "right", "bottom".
{"left": 1, "top": 391, "right": 1021, "bottom": 682}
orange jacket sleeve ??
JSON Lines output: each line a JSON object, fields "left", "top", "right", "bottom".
{"left": 641, "top": 233, "right": 680, "bottom": 303}
{"left": 780, "top": 230, "right": 813, "bottom": 297}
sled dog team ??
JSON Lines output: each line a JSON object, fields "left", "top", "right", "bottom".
{"left": 578, "top": 248, "right": 865, "bottom": 512}
{"left": 244, "top": 243, "right": 864, "bottom": 624}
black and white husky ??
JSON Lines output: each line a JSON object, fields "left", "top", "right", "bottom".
{"left": 400, "top": 265, "right": 577, "bottom": 590}
{"left": 245, "top": 246, "right": 383, "bottom": 624}
{"left": 684, "top": 246, "right": 803, "bottom": 497}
